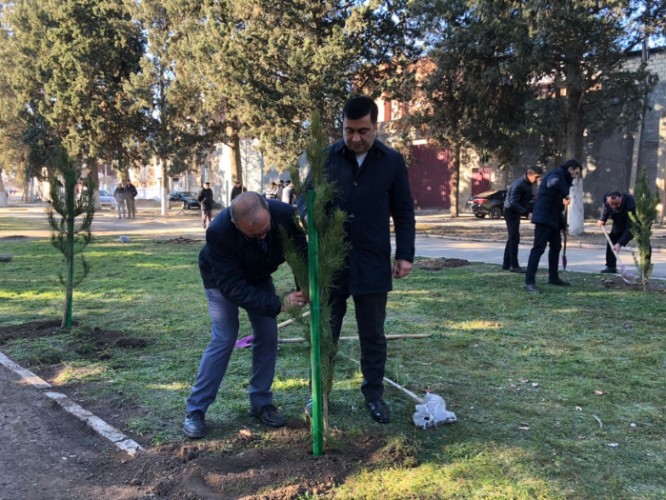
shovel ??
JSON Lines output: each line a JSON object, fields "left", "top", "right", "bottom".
{"left": 339, "top": 352, "right": 457, "bottom": 429}
{"left": 600, "top": 225, "right": 638, "bottom": 284}
{"left": 562, "top": 206, "right": 568, "bottom": 271}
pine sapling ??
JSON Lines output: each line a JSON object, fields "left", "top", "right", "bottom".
{"left": 47, "top": 148, "right": 96, "bottom": 329}
{"left": 629, "top": 168, "right": 659, "bottom": 291}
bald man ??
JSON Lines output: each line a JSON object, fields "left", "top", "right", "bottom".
{"left": 184, "top": 192, "right": 308, "bottom": 438}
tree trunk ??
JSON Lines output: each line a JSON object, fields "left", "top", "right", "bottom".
{"left": 229, "top": 127, "right": 244, "bottom": 185}
{"left": 565, "top": 82, "right": 585, "bottom": 235}
{"left": 161, "top": 157, "right": 169, "bottom": 216}
{"left": 0, "top": 167, "right": 7, "bottom": 207}
{"left": 450, "top": 143, "right": 461, "bottom": 218}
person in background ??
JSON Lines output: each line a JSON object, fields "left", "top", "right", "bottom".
{"left": 124, "top": 179, "right": 138, "bottom": 219}
{"left": 524, "top": 159, "right": 583, "bottom": 293}
{"left": 231, "top": 180, "right": 246, "bottom": 201}
{"left": 114, "top": 183, "right": 127, "bottom": 219}
{"left": 596, "top": 191, "right": 637, "bottom": 273}
{"left": 183, "top": 192, "right": 308, "bottom": 439}
{"left": 277, "top": 180, "right": 285, "bottom": 201}
{"left": 198, "top": 181, "right": 214, "bottom": 229}
{"left": 281, "top": 180, "right": 295, "bottom": 205}
{"left": 297, "top": 95, "right": 415, "bottom": 424}
{"left": 266, "top": 181, "right": 279, "bottom": 199}
{"left": 502, "top": 166, "right": 543, "bottom": 273}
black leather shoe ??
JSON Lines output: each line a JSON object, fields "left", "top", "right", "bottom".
{"left": 548, "top": 278, "right": 570, "bottom": 286}
{"left": 600, "top": 267, "right": 617, "bottom": 274}
{"left": 366, "top": 399, "right": 390, "bottom": 424}
{"left": 183, "top": 410, "right": 205, "bottom": 439}
{"left": 524, "top": 284, "right": 539, "bottom": 293}
{"left": 501, "top": 266, "right": 510, "bottom": 270}
{"left": 248, "top": 404, "right": 286, "bottom": 427}
{"left": 509, "top": 266, "right": 526, "bottom": 273}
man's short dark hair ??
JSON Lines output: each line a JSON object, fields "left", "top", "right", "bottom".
{"left": 607, "top": 191, "right": 622, "bottom": 199}
{"left": 343, "top": 96, "right": 379, "bottom": 124}
{"left": 527, "top": 166, "right": 543, "bottom": 176}
{"left": 561, "top": 159, "right": 582, "bottom": 171}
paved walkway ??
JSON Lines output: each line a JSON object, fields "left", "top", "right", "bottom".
{"left": 409, "top": 233, "right": 666, "bottom": 279}
{"left": 2, "top": 202, "right": 665, "bottom": 279}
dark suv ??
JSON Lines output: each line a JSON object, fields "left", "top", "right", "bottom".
{"left": 465, "top": 189, "right": 507, "bottom": 219}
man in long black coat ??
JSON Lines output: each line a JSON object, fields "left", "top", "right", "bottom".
{"left": 502, "top": 166, "right": 542, "bottom": 272}
{"left": 524, "top": 159, "right": 583, "bottom": 293}
{"left": 298, "top": 95, "right": 415, "bottom": 423}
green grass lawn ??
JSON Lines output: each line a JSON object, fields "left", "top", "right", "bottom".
{"left": 0, "top": 235, "right": 664, "bottom": 499}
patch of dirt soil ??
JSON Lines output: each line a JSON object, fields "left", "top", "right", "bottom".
{"left": 0, "top": 319, "right": 70, "bottom": 344}
{"left": 417, "top": 257, "right": 470, "bottom": 270}
{"left": 156, "top": 236, "right": 203, "bottom": 244}
{"left": 599, "top": 275, "right": 666, "bottom": 292}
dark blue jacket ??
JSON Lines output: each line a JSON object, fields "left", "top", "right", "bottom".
{"left": 298, "top": 139, "right": 415, "bottom": 295}
{"left": 600, "top": 193, "right": 636, "bottom": 246}
{"left": 531, "top": 165, "right": 573, "bottom": 229}
{"left": 199, "top": 200, "right": 307, "bottom": 317}
{"left": 504, "top": 175, "right": 536, "bottom": 216}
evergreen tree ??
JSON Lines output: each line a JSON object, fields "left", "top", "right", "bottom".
{"left": 47, "top": 149, "right": 95, "bottom": 329}
{"left": 629, "top": 168, "right": 659, "bottom": 291}
{"left": 408, "top": 0, "right": 658, "bottom": 223}
{"left": 177, "top": 0, "right": 414, "bottom": 172}
{"left": 125, "top": 0, "right": 215, "bottom": 215}
{"left": 281, "top": 112, "right": 348, "bottom": 428}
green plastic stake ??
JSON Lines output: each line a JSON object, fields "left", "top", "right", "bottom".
{"left": 307, "top": 190, "right": 324, "bottom": 456}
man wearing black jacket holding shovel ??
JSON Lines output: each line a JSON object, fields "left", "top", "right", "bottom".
{"left": 524, "top": 159, "right": 582, "bottom": 293}
{"left": 596, "top": 191, "right": 636, "bottom": 274}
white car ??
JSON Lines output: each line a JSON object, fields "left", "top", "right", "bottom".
{"left": 99, "top": 189, "right": 117, "bottom": 209}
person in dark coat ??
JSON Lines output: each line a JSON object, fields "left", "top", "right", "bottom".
{"left": 502, "top": 166, "right": 543, "bottom": 272}
{"left": 183, "top": 192, "right": 308, "bottom": 439}
{"left": 297, "top": 95, "right": 415, "bottom": 423}
{"left": 230, "top": 180, "right": 246, "bottom": 201}
{"left": 524, "top": 159, "right": 583, "bottom": 293}
{"left": 596, "top": 191, "right": 637, "bottom": 273}
{"left": 197, "top": 181, "right": 214, "bottom": 229}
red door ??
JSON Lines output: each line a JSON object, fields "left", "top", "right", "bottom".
{"left": 471, "top": 167, "right": 492, "bottom": 195}
{"left": 408, "top": 145, "right": 452, "bottom": 210}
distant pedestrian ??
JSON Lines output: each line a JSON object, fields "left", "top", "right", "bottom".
{"left": 266, "top": 181, "right": 279, "bottom": 199}
{"left": 231, "top": 180, "right": 246, "bottom": 201}
{"left": 524, "top": 160, "right": 583, "bottom": 293}
{"left": 114, "top": 183, "right": 127, "bottom": 219}
{"left": 502, "top": 166, "right": 542, "bottom": 273}
{"left": 281, "top": 180, "right": 295, "bottom": 205}
{"left": 596, "top": 191, "right": 637, "bottom": 273}
{"left": 197, "top": 182, "right": 214, "bottom": 229}
{"left": 124, "top": 180, "right": 138, "bottom": 219}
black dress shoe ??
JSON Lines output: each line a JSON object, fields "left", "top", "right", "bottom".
{"left": 509, "top": 266, "right": 526, "bottom": 273}
{"left": 548, "top": 278, "right": 570, "bottom": 286}
{"left": 248, "top": 404, "right": 286, "bottom": 427}
{"left": 366, "top": 399, "right": 390, "bottom": 423}
{"left": 501, "top": 266, "right": 510, "bottom": 270}
{"left": 524, "top": 283, "right": 539, "bottom": 293}
{"left": 600, "top": 267, "right": 617, "bottom": 274}
{"left": 183, "top": 410, "right": 205, "bottom": 439}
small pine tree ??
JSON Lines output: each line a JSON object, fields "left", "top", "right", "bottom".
{"left": 629, "top": 168, "right": 659, "bottom": 291}
{"left": 47, "top": 148, "right": 96, "bottom": 329}
{"left": 281, "top": 111, "right": 348, "bottom": 428}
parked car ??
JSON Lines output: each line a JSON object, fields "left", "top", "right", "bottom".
{"left": 168, "top": 191, "right": 200, "bottom": 210}
{"left": 465, "top": 189, "right": 507, "bottom": 219}
{"left": 98, "top": 189, "right": 117, "bottom": 209}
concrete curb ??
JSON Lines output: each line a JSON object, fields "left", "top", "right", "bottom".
{"left": 0, "top": 351, "right": 144, "bottom": 457}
